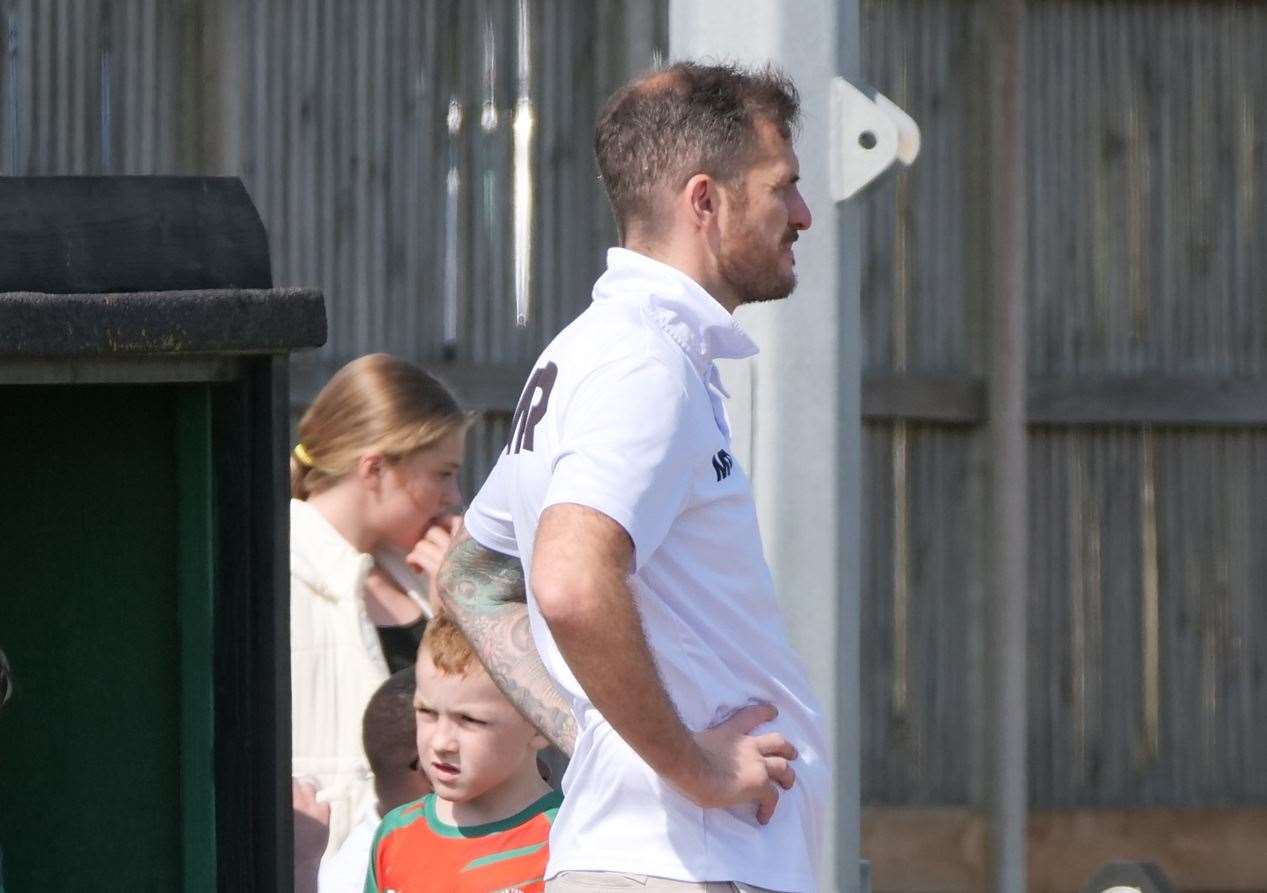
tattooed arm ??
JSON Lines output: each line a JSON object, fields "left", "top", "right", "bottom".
{"left": 435, "top": 526, "right": 577, "bottom": 754}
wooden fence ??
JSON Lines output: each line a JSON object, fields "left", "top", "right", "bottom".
{"left": 859, "top": 0, "right": 1266, "bottom": 888}
{"left": 860, "top": 0, "right": 1266, "bottom": 810}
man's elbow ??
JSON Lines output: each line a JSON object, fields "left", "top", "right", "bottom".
{"left": 533, "top": 567, "right": 604, "bottom": 636}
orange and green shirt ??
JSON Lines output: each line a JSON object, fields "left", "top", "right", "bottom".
{"left": 365, "top": 790, "right": 562, "bottom": 893}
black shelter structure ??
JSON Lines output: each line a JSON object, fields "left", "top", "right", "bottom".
{"left": 0, "top": 177, "right": 325, "bottom": 891}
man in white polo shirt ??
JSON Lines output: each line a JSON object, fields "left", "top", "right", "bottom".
{"left": 437, "top": 61, "right": 828, "bottom": 892}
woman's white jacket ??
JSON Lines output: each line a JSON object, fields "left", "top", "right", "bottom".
{"left": 289, "top": 498, "right": 419, "bottom": 862}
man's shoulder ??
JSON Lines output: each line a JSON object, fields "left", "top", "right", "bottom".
{"left": 546, "top": 298, "right": 686, "bottom": 376}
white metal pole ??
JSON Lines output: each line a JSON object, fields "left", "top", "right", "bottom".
{"left": 670, "top": 3, "right": 860, "bottom": 890}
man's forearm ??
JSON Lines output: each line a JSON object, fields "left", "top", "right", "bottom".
{"left": 533, "top": 505, "right": 707, "bottom": 795}
{"left": 547, "top": 574, "right": 705, "bottom": 788}
{"left": 436, "top": 529, "right": 577, "bottom": 753}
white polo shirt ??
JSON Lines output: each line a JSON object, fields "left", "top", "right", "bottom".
{"left": 465, "top": 247, "right": 829, "bottom": 892}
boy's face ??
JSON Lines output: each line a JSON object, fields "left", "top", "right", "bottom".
{"left": 413, "top": 649, "right": 545, "bottom": 806}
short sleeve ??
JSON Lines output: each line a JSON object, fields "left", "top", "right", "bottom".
{"left": 464, "top": 453, "right": 521, "bottom": 558}
{"left": 543, "top": 355, "right": 694, "bottom": 570}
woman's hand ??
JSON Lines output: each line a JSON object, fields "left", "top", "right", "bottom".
{"left": 406, "top": 514, "right": 464, "bottom": 614}
{"left": 292, "top": 778, "right": 329, "bottom": 893}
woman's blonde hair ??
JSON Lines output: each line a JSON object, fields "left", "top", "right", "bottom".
{"left": 290, "top": 353, "right": 471, "bottom": 500}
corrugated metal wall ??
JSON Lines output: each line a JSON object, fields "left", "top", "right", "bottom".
{"left": 860, "top": 0, "right": 1267, "bottom": 807}
{"left": 0, "top": 0, "right": 190, "bottom": 174}
{"left": 228, "top": 0, "right": 665, "bottom": 493}
{"left": 0, "top": 0, "right": 667, "bottom": 495}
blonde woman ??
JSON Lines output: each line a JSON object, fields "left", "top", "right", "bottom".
{"left": 288, "top": 354, "right": 470, "bottom": 882}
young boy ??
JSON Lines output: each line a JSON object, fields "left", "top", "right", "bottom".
{"left": 365, "top": 613, "right": 561, "bottom": 893}
{"left": 319, "top": 667, "right": 431, "bottom": 892}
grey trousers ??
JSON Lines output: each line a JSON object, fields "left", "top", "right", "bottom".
{"left": 546, "top": 872, "right": 781, "bottom": 893}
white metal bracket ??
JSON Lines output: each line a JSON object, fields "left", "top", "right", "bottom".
{"left": 829, "top": 77, "right": 921, "bottom": 202}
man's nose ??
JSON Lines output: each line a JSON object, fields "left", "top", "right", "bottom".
{"left": 790, "top": 188, "right": 812, "bottom": 231}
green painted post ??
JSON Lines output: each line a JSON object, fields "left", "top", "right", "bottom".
{"left": 177, "top": 385, "right": 217, "bottom": 892}
{"left": 0, "top": 176, "right": 326, "bottom": 891}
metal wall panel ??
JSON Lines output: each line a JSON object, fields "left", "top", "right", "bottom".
{"left": 233, "top": 0, "right": 664, "bottom": 484}
{"left": 0, "top": 0, "right": 189, "bottom": 176}
{"left": 231, "top": 0, "right": 661, "bottom": 371}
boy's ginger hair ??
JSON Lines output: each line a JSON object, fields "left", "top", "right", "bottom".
{"left": 419, "top": 611, "right": 477, "bottom": 676}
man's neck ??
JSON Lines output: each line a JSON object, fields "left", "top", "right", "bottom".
{"left": 622, "top": 240, "right": 739, "bottom": 314}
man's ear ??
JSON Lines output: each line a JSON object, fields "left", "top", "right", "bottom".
{"left": 685, "top": 173, "right": 717, "bottom": 226}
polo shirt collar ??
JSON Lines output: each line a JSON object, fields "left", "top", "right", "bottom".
{"left": 595, "top": 248, "right": 760, "bottom": 379}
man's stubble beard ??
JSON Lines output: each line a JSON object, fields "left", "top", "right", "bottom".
{"left": 717, "top": 215, "right": 798, "bottom": 307}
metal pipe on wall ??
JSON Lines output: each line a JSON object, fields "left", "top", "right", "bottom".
{"left": 986, "top": 0, "right": 1028, "bottom": 889}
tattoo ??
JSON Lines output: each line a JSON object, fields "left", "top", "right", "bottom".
{"left": 510, "top": 613, "right": 533, "bottom": 651}
{"left": 437, "top": 529, "right": 578, "bottom": 753}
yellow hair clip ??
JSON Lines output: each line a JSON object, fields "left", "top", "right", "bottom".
{"left": 293, "top": 443, "right": 316, "bottom": 468}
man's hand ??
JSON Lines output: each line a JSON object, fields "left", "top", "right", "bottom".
{"left": 681, "top": 703, "right": 798, "bottom": 825}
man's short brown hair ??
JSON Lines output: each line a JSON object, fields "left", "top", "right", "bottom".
{"left": 419, "top": 611, "right": 477, "bottom": 676}
{"left": 594, "top": 61, "right": 800, "bottom": 241}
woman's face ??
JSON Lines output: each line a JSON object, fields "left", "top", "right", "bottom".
{"left": 373, "top": 427, "right": 466, "bottom": 552}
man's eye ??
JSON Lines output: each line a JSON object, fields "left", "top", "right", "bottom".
{"left": 460, "top": 714, "right": 487, "bottom": 726}
{"left": 416, "top": 707, "right": 436, "bottom": 718}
